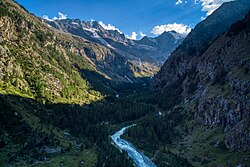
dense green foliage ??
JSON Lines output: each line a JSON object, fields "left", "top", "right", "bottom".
{"left": 40, "top": 96, "right": 154, "bottom": 140}
{"left": 123, "top": 103, "right": 189, "bottom": 147}
{"left": 154, "top": 149, "right": 193, "bottom": 167}
{"left": 131, "top": 78, "right": 184, "bottom": 111}
{"left": 96, "top": 143, "right": 134, "bottom": 167}
{"left": 126, "top": 114, "right": 175, "bottom": 147}
{"left": 0, "top": 95, "right": 62, "bottom": 165}
{"left": 0, "top": 0, "right": 102, "bottom": 105}
{"left": 0, "top": 94, "right": 140, "bottom": 166}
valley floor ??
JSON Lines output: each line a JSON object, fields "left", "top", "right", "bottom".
{"left": 1, "top": 82, "right": 250, "bottom": 167}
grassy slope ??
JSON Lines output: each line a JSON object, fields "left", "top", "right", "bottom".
{"left": 170, "top": 120, "right": 250, "bottom": 167}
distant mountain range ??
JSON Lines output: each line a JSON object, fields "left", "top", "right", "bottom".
{"left": 45, "top": 18, "right": 185, "bottom": 80}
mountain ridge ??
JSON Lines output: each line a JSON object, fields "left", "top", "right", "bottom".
{"left": 45, "top": 18, "right": 185, "bottom": 77}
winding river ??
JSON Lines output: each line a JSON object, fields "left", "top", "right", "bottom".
{"left": 111, "top": 126, "right": 157, "bottom": 167}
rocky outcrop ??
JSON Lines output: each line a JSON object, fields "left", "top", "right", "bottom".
{"left": 154, "top": 0, "right": 250, "bottom": 151}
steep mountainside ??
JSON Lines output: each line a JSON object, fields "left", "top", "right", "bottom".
{"left": 155, "top": 0, "right": 250, "bottom": 87}
{"left": 45, "top": 19, "right": 185, "bottom": 77}
{"left": 154, "top": 0, "right": 250, "bottom": 151}
{"left": 0, "top": 0, "right": 106, "bottom": 105}
{"left": 193, "top": 11, "right": 250, "bottom": 150}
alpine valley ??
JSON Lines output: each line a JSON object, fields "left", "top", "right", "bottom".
{"left": 0, "top": 0, "right": 250, "bottom": 167}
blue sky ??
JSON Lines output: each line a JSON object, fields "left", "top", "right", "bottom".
{"left": 15, "top": 0, "right": 232, "bottom": 39}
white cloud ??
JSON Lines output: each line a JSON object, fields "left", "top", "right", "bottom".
{"left": 151, "top": 23, "right": 191, "bottom": 35}
{"left": 184, "top": 0, "right": 234, "bottom": 16}
{"left": 98, "top": 21, "right": 122, "bottom": 33}
{"left": 43, "top": 12, "right": 67, "bottom": 21}
{"left": 58, "top": 12, "right": 67, "bottom": 19}
{"left": 199, "top": 0, "right": 234, "bottom": 15}
{"left": 126, "top": 32, "right": 138, "bottom": 40}
{"left": 176, "top": 0, "right": 183, "bottom": 5}
{"left": 176, "top": 0, "right": 234, "bottom": 16}
{"left": 42, "top": 15, "right": 52, "bottom": 21}
{"left": 139, "top": 31, "right": 146, "bottom": 39}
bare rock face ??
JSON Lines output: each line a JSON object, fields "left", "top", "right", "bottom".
{"left": 225, "top": 120, "right": 250, "bottom": 150}
{"left": 154, "top": 1, "right": 250, "bottom": 151}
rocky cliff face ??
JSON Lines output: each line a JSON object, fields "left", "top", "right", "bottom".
{"left": 193, "top": 13, "right": 250, "bottom": 150}
{"left": 154, "top": 0, "right": 250, "bottom": 151}
{"left": 45, "top": 19, "right": 185, "bottom": 77}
